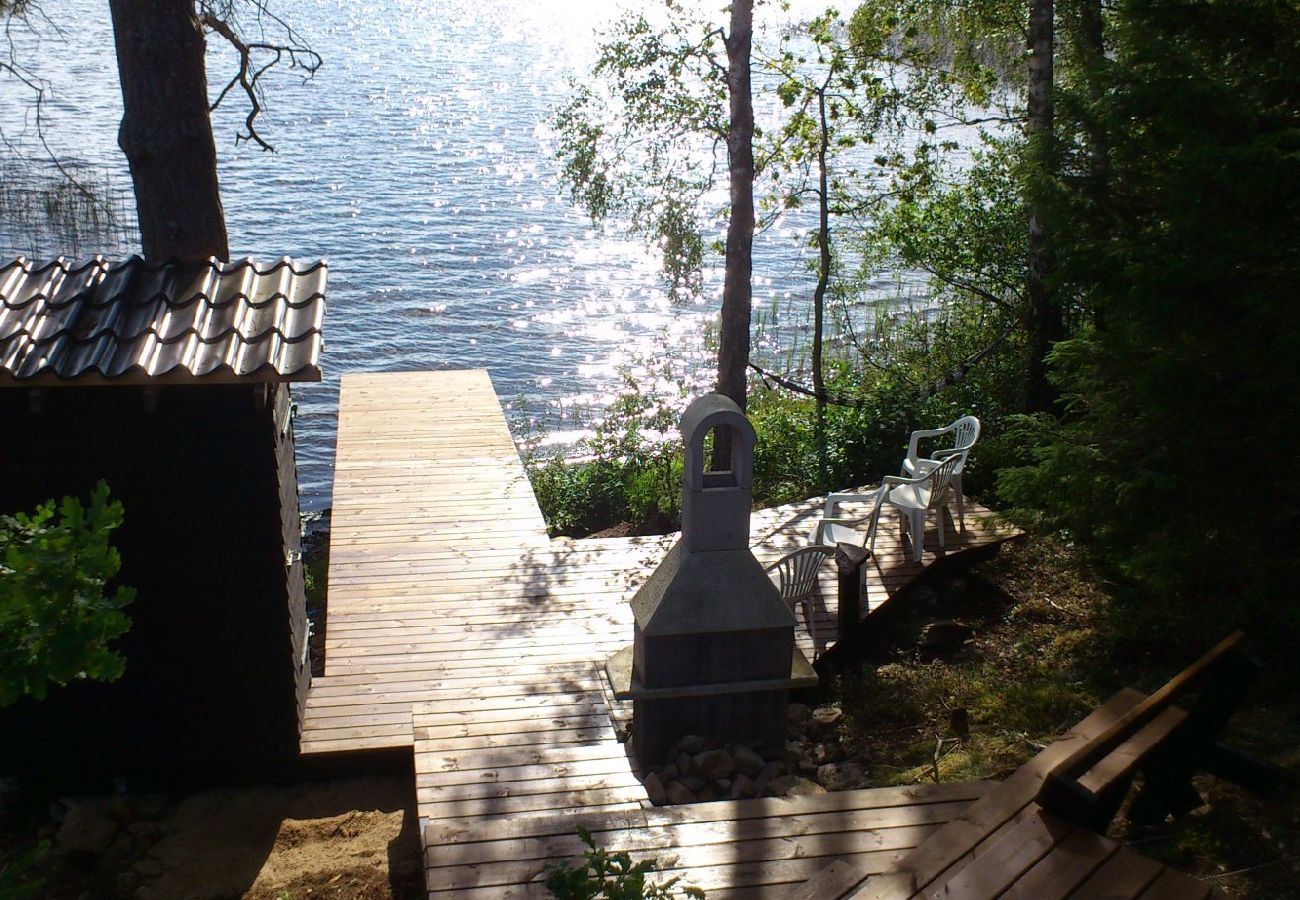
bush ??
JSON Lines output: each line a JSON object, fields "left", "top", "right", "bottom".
{"left": 0, "top": 481, "right": 135, "bottom": 706}
{"left": 545, "top": 828, "right": 704, "bottom": 899}
{"left": 526, "top": 368, "right": 686, "bottom": 537}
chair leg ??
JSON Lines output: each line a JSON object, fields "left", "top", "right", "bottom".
{"left": 803, "top": 598, "right": 819, "bottom": 659}
{"left": 954, "top": 473, "right": 966, "bottom": 530}
{"left": 909, "top": 510, "right": 925, "bottom": 562}
{"left": 936, "top": 508, "right": 946, "bottom": 552}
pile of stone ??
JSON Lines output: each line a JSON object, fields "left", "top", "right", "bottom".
{"left": 46, "top": 793, "right": 173, "bottom": 899}
{"left": 638, "top": 703, "right": 867, "bottom": 805}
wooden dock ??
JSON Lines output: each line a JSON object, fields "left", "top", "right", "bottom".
{"left": 299, "top": 370, "right": 1020, "bottom": 897}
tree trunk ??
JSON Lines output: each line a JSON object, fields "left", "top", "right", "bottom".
{"left": 1076, "top": 0, "right": 1109, "bottom": 331}
{"left": 110, "top": 0, "right": 229, "bottom": 263}
{"left": 812, "top": 85, "right": 831, "bottom": 486}
{"left": 717, "top": 0, "right": 755, "bottom": 413}
{"left": 1024, "top": 0, "right": 1060, "bottom": 413}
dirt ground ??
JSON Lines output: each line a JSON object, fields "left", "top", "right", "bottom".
{"left": 10, "top": 775, "right": 425, "bottom": 900}
{"left": 156, "top": 777, "right": 422, "bottom": 900}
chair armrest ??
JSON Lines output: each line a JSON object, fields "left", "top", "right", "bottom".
{"left": 907, "top": 425, "right": 952, "bottom": 460}
{"left": 882, "top": 473, "right": 928, "bottom": 487}
{"left": 823, "top": 491, "right": 873, "bottom": 518}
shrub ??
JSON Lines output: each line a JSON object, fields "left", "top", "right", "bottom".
{"left": 545, "top": 828, "right": 704, "bottom": 899}
{"left": 0, "top": 481, "right": 135, "bottom": 706}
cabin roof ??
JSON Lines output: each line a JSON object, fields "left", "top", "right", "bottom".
{"left": 0, "top": 255, "right": 326, "bottom": 386}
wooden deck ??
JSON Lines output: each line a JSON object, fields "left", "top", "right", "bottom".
{"left": 299, "top": 369, "right": 1020, "bottom": 897}
{"left": 425, "top": 781, "right": 991, "bottom": 898}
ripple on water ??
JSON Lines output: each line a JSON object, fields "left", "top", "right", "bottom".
{"left": 0, "top": 0, "right": 915, "bottom": 511}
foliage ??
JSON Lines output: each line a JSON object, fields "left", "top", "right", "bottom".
{"left": 553, "top": 2, "right": 727, "bottom": 299}
{"left": 998, "top": 0, "right": 1300, "bottom": 662}
{"left": 0, "top": 841, "right": 46, "bottom": 900}
{"left": 0, "top": 482, "right": 135, "bottom": 706}
{"left": 526, "top": 367, "right": 688, "bottom": 536}
{"left": 545, "top": 827, "right": 704, "bottom": 900}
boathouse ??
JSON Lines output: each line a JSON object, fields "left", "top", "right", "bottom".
{"left": 0, "top": 255, "right": 325, "bottom": 779}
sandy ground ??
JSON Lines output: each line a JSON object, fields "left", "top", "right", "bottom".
{"left": 142, "top": 776, "right": 423, "bottom": 900}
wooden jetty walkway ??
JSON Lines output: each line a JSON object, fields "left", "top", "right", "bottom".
{"left": 299, "top": 370, "right": 1020, "bottom": 896}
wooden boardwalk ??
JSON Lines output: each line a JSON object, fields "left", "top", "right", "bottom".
{"left": 425, "top": 781, "right": 990, "bottom": 898}
{"left": 298, "top": 370, "right": 1020, "bottom": 897}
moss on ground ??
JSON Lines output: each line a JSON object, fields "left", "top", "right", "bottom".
{"left": 829, "top": 533, "right": 1300, "bottom": 897}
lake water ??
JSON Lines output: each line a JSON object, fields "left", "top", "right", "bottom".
{"left": 0, "top": 0, "right": 921, "bottom": 510}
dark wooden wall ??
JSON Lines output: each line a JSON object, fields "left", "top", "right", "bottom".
{"left": 0, "top": 382, "right": 310, "bottom": 782}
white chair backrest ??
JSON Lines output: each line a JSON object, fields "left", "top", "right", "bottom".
{"left": 923, "top": 453, "right": 964, "bottom": 509}
{"left": 767, "top": 546, "right": 833, "bottom": 608}
{"left": 949, "top": 415, "right": 980, "bottom": 452}
{"left": 909, "top": 415, "right": 981, "bottom": 462}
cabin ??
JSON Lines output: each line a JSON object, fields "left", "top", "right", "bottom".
{"left": 0, "top": 255, "right": 326, "bottom": 780}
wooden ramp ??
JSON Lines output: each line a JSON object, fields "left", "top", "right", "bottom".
{"left": 300, "top": 369, "right": 550, "bottom": 754}
{"left": 425, "top": 781, "right": 990, "bottom": 899}
{"left": 298, "top": 370, "right": 1021, "bottom": 897}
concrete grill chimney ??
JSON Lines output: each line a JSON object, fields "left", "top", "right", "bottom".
{"left": 605, "top": 394, "right": 817, "bottom": 765}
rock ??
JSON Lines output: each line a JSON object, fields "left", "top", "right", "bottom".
{"left": 755, "top": 761, "right": 786, "bottom": 792}
{"left": 133, "top": 887, "right": 156, "bottom": 900}
{"left": 676, "top": 752, "right": 696, "bottom": 778}
{"left": 917, "top": 619, "right": 973, "bottom": 651}
{"left": 783, "top": 739, "right": 807, "bottom": 762}
{"left": 670, "top": 734, "right": 707, "bottom": 757}
{"left": 132, "top": 857, "right": 163, "bottom": 879}
{"left": 126, "top": 821, "right": 160, "bottom": 839}
{"left": 129, "top": 794, "right": 167, "bottom": 819}
{"left": 731, "top": 744, "right": 766, "bottom": 778}
{"left": 666, "top": 781, "right": 697, "bottom": 805}
{"left": 811, "top": 742, "right": 845, "bottom": 766}
{"left": 103, "top": 832, "right": 135, "bottom": 866}
{"left": 57, "top": 802, "right": 121, "bottom": 858}
{"left": 769, "top": 775, "right": 827, "bottom": 798}
{"left": 812, "top": 706, "right": 843, "bottom": 729}
{"left": 816, "top": 761, "right": 866, "bottom": 792}
{"left": 679, "top": 775, "right": 706, "bottom": 792}
{"left": 117, "top": 871, "right": 141, "bottom": 896}
{"left": 716, "top": 778, "right": 732, "bottom": 793}
{"left": 786, "top": 703, "right": 812, "bottom": 730}
{"left": 729, "top": 773, "right": 757, "bottom": 800}
{"left": 643, "top": 772, "right": 669, "bottom": 806}
{"left": 661, "top": 763, "right": 680, "bottom": 781}
{"left": 696, "top": 749, "right": 735, "bottom": 781}
{"left": 798, "top": 756, "right": 820, "bottom": 777}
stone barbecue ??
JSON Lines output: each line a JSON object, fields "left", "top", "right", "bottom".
{"left": 606, "top": 394, "right": 817, "bottom": 764}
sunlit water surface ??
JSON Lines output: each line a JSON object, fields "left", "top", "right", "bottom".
{"left": 0, "top": 0, "right": 922, "bottom": 509}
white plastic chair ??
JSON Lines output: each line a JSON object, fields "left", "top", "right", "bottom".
{"left": 809, "top": 490, "right": 886, "bottom": 549}
{"left": 901, "top": 415, "right": 980, "bottom": 529}
{"left": 765, "top": 545, "right": 836, "bottom": 656}
{"left": 873, "top": 452, "right": 964, "bottom": 562}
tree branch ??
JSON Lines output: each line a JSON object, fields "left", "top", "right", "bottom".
{"left": 199, "top": 3, "right": 321, "bottom": 152}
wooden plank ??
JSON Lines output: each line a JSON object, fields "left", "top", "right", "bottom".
{"left": 917, "top": 808, "right": 1075, "bottom": 899}
{"left": 427, "top": 824, "right": 942, "bottom": 893}
{"left": 788, "top": 860, "right": 875, "bottom": 900}
{"left": 999, "top": 827, "right": 1118, "bottom": 900}
{"left": 429, "top": 782, "right": 989, "bottom": 846}
{"left": 1066, "top": 847, "right": 1166, "bottom": 899}
{"left": 1043, "top": 633, "right": 1244, "bottom": 793}
{"left": 428, "top": 800, "right": 977, "bottom": 877}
